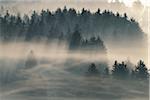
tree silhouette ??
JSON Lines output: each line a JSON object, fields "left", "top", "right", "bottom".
{"left": 69, "top": 29, "right": 82, "bottom": 50}
{"left": 0, "top": 7, "right": 144, "bottom": 44}
{"left": 112, "top": 61, "right": 129, "bottom": 78}
{"left": 134, "top": 60, "right": 149, "bottom": 79}
{"left": 81, "top": 36, "right": 107, "bottom": 54}
{"left": 88, "top": 63, "right": 99, "bottom": 75}
{"left": 123, "top": 13, "right": 127, "bottom": 19}
{"left": 25, "top": 50, "right": 37, "bottom": 69}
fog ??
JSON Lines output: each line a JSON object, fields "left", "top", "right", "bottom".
{"left": 0, "top": 41, "right": 147, "bottom": 66}
{"left": 0, "top": 41, "right": 148, "bottom": 67}
{"left": 0, "top": 41, "right": 107, "bottom": 62}
{"left": 0, "top": 41, "right": 149, "bottom": 100}
{"left": 0, "top": 1, "right": 149, "bottom": 100}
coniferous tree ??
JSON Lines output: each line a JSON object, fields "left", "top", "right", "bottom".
{"left": 88, "top": 63, "right": 99, "bottom": 75}
{"left": 0, "top": 7, "right": 145, "bottom": 46}
{"left": 135, "top": 60, "right": 149, "bottom": 79}
{"left": 25, "top": 50, "right": 37, "bottom": 69}
{"left": 112, "top": 61, "right": 129, "bottom": 78}
{"left": 123, "top": 13, "right": 127, "bottom": 19}
{"left": 69, "top": 29, "right": 82, "bottom": 50}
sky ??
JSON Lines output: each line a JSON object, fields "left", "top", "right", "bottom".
{"left": 117, "top": 0, "right": 150, "bottom": 6}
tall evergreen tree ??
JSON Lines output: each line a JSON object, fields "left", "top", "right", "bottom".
{"left": 69, "top": 29, "right": 82, "bottom": 50}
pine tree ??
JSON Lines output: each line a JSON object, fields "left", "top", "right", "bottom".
{"left": 135, "top": 60, "right": 149, "bottom": 79}
{"left": 69, "top": 29, "right": 82, "bottom": 50}
{"left": 123, "top": 13, "right": 127, "bottom": 19}
{"left": 112, "top": 61, "right": 129, "bottom": 78}
{"left": 25, "top": 50, "right": 37, "bottom": 69}
{"left": 88, "top": 63, "right": 99, "bottom": 75}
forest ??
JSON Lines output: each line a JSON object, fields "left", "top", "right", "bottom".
{"left": 0, "top": 6, "right": 149, "bottom": 100}
{"left": 0, "top": 6, "right": 146, "bottom": 43}
{"left": 0, "top": 6, "right": 148, "bottom": 79}
{"left": 87, "top": 60, "right": 149, "bottom": 79}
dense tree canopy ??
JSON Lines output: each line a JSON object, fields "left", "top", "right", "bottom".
{"left": 112, "top": 61, "right": 129, "bottom": 78}
{"left": 0, "top": 7, "right": 145, "bottom": 44}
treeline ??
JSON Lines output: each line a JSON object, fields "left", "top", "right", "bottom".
{"left": 88, "top": 60, "right": 149, "bottom": 79}
{"left": 69, "top": 30, "right": 106, "bottom": 53}
{"left": 0, "top": 6, "right": 144, "bottom": 43}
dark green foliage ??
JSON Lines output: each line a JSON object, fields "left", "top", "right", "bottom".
{"left": 85, "top": 60, "right": 149, "bottom": 79}
{"left": 112, "top": 61, "right": 129, "bottom": 78}
{"left": 69, "top": 30, "right": 82, "bottom": 49}
{"left": 134, "top": 60, "right": 149, "bottom": 79}
{"left": 123, "top": 13, "right": 127, "bottom": 19}
{"left": 69, "top": 29, "right": 107, "bottom": 54}
{"left": 25, "top": 50, "right": 37, "bottom": 69}
{"left": 87, "top": 63, "right": 99, "bottom": 75}
{"left": 81, "top": 36, "right": 106, "bottom": 53}
{"left": 110, "top": 60, "right": 149, "bottom": 79}
{"left": 0, "top": 7, "right": 144, "bottom": 43}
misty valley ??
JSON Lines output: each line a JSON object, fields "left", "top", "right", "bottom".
{"left": 0, "top": 7, "right": 149, "bottom": 100}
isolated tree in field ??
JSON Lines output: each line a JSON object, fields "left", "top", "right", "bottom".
{"left": 25, "top": 50, "right": 37, "bottom": 69}
{"left": 88, "top": 63, "right": 99, "bottom": 75}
